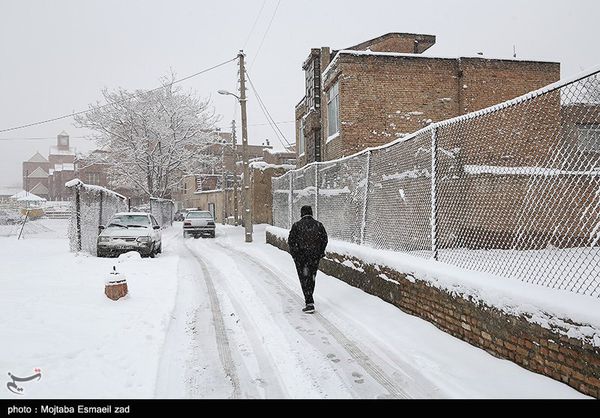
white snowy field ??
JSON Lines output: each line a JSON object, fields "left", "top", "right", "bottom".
{"left": 0, "top": 219, "right": 589, "bottom": 398}
{"left": 0, "top": 219, "right": 181, "bottom": 398}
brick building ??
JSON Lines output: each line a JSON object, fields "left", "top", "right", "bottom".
{"left": 295, "top": 32, "right": 560, "bottom": 166}
{"left": 22, "top": 131, "right": 78, "bottom": 200}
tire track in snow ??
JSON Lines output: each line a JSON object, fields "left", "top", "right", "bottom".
{"left": 214, "top": 242, "right": 411, "bottom": 399}
{"left": 183, "top": 241, "right": 241, "bottom": 399}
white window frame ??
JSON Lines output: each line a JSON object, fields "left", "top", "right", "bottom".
{"left": 327, "top": 81, "right": 340, "bottom": 140}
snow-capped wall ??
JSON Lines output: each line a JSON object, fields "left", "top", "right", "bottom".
{"left": 266, "top": 226, "right": 600, "bottom": 398}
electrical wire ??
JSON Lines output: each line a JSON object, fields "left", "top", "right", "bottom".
{"left": 0, "top": 57, "right": 238, "bottom": 134}
{"left": 242, "top": 0, "right": 267, "bottom": 50}
{"left": 250, "top": 0, "right": 281, "bottom": 69}
{"left": 245, "top": 69, "right": 292, "bottom": 149}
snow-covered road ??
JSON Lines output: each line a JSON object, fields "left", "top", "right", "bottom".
{"left": 0, "top": 219, "right": 587, "bottom": 399}
{"left": 155, "top": 224, "right": 587, "bottom": 399}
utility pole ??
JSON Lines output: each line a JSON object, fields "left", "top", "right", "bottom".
{"left": 239, "top": 50, "right": 252, "bottom": 243}
{"left": 221, "top": 151, "right": 226, "bottom": 225}
{"left": 231, "top": 119, "right": 239, "bottom": 226}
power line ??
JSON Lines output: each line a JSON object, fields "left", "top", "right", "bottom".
{"left": 0, "top": 57, "right": 238, "bottom": 134}
{"left": 250, "top": 0, "right": 281, "bottom": 69}
{"left": 245, "top": 69, "right": 292, "bottom": 149}
{"left": 242, "top": 0, "right": 267, "bottom": 50}
{"left": 248, "top": 120, "right": 294, "bottom": 127}
{"left": 0, "top": 136, "right": 89, "bottom": 141}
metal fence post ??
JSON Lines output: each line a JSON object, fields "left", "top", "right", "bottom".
{"left": 98, "top": 190, "right": 103, "bottom": 230}
{"left": 288, "top": 173, "right": 293, "bottom": 229}
{"left": 431, "top": 126, "right": 439, "bottom": 261}
{"left": 75, "top": 187, "right": 82, "bottom": 252}
{"left": 360, "top": 150, "right": 372, "bottom": 245}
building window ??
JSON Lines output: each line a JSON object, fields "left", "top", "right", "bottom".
{"left": 87, "top": 172, "right": 100, "bottom": 185}
{"left": 327, "top": 81, "right": 340, "bottom": 138}
{"left": 577, "top": 125, "right": 600, "bottom": 152}
{"left": 298, "top": 119, "right": 305, "bottom": 156}
{"left": 305, "top": 65, "right": 314, "bottom": 110}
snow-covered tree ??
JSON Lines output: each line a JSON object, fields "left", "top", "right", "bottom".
{"left": 75, "top": 76, "right": 221, "bottom": 198}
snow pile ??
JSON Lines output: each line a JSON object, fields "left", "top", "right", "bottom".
{"left": 266, "top": 225, "right": 600, "bottom": 347}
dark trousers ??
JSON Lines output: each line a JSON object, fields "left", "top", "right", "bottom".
{"left": 293, "top": 257, "right": 320, "bottom": 305}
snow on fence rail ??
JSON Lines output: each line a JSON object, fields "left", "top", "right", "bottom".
{"left": 273, "top": 67, "right": 600, "bottom": 297}
{"left": 66, "top": 179, "right": 128, "bottom": 255}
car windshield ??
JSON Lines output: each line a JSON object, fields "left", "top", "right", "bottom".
{"left": 186, "top": 212, "right": 213, "bottom": 219}
{"left": 108, "top": 215, "right": 151, "bottom": 227}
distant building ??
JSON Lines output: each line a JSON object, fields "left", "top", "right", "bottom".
{"left": 295, "top": 32, "right": 560, "bottom": 166}
{"left": 21, "top": 131, "right": 77, "bottom": 201}
{"left": 22, "top": 152, "right": 50, "bottom": 199}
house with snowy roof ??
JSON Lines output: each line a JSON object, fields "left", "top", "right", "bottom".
{"left": 22, "top": 131, "right": 77, "bottom": 201}
{"left": 295, "top": 32, "right": 560, "bottom": 167}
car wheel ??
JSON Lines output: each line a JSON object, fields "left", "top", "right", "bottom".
{"left": 210, "top": 232, "right": 215, "bottom": 238}
{"left": 148, "top": 244, "right": 156, "bottom": 258}
{"left": 157, "top": 243, "right": 162, "bottom": 254}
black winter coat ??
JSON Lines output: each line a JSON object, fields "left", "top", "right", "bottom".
{"left": 288, "top": 215, "right": 328, "bottom": 262}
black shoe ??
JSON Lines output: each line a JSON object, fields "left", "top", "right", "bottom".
{"left": 302, "top": 304, "right": 315, "bottom": 314}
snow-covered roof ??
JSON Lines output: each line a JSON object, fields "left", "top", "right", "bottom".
{"left": 49, "top": 146, "right": 76, "bottom": 156}
{"left": 249, "top": 161, "right": 296, "bottom": 171}
{"left": 322, "top": 49, "right": 560, "bottom": 80}
{"left": 27, "top": 167, "right": 49, "bottom": 178}
{"left": 27, "top": 152, "right": 48, "bottom": 163}
{"left": 58, "top": 130, "right": 69, "bottom": 136}
{"left": 29, "top": 182, "right": 49, "bottom": 195}
{"left": 114, "top": 212, "right": 150, "bottom": 217}
{"left": 10, "top": 191, "right": 46, "bottom": 201}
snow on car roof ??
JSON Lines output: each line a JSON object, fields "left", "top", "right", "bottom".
{"left": 113, "top": 212, "right": 150, "bottom": 216}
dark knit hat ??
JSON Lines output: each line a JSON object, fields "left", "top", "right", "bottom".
{"left": 301, "top": 205, "right": 313, "bottom": 217}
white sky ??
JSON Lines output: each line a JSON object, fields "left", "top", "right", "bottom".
{"left": 1, "top": 0, "right": 599, "bottom": 187}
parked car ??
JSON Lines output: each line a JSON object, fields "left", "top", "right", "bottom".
{"left": 97, "top": 212, "right": 162, "bottom": 257}
{"left": 183, "top": 210, "right": 215, "bottom": 238}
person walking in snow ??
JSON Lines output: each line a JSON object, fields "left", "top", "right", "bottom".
{"left": 287, "top": 205, "right": 328, "bottom": 314}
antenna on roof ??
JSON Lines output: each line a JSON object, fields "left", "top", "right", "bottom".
{"left": 513, "top": 45, "right": 517, "bottom": 58}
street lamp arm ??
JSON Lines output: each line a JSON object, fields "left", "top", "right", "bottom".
{"left": 218, "top": 90, "right": 240, "bottom": 100}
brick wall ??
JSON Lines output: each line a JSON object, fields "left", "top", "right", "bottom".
{"left": 322, "top": 54, "right": 560, "bottom": 162}
{"left": 266, "top": 229, "right": 600, "bottom": 398}
{"left": 324, "top": 54, "right": 461, "bottom": 160}
{"left": 250, "top": 166, "right": 290, "bottom": 225}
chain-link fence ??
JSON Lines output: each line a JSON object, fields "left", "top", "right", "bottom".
{"left": 149, "top": 197, "right": 174, "bottom": 228}
{"left": 66, "top": 179, "right": 128, "bottom": 255}
{"left": 273, "top": 67, "right": 600, "bottom": 297}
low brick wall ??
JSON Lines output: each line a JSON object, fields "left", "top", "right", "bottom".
{"left": 266, "top": 229, "right": 600, "bottom": 398}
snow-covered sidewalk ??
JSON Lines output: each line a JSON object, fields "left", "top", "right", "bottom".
{"left": 0, "top": 219, "right": 181, "bottom": 398}
{"left": 157, "top": 224, "right": 588, "bottom": 399}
